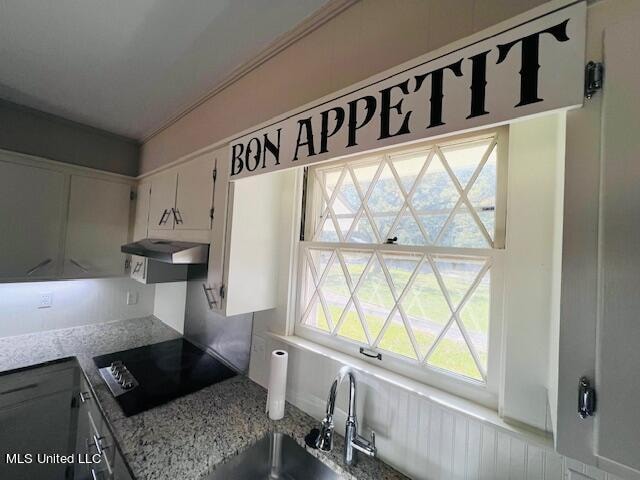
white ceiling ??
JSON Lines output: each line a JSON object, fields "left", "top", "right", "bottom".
{"left": 0, "top": 0, "right": 331, "bottom": 140}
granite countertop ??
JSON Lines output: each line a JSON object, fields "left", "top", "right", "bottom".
{"left": 0, "top": 317, "right": 406, "bottom": 480}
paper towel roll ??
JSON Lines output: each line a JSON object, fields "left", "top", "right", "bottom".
{"left": 266, "top": 349, "right": 288, "bottom": 420}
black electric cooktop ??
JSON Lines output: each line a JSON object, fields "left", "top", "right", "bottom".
{"left": 93, "top": 338, "right": 237, "bottom": 416}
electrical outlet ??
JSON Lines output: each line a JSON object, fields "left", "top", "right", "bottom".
{"left": 39, "top": 293, "right": 53, "bottom": 309}
{"left": 126, "top": 291, "right": 139, "bottom": 306}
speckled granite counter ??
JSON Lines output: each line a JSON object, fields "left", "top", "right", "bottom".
{"left": 0, "top": 317, "right": 406, "bottom": 480}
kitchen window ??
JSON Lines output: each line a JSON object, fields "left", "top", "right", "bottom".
{"left": 295, "top": 129, "right": 507, "bottom": 400}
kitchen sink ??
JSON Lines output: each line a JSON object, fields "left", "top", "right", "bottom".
{"left": 207, "top": 432, "right": 339, "bottom": 479}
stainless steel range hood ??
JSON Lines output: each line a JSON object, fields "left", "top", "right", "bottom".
{"left": 121, "top": 239, "right": 209, "bottom": 264}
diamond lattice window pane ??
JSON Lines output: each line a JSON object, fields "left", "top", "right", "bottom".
{"left": 459, "top": 269, "right": 490, "bottom": 373}
{"left": 337, "top": 304, "right": 368, "bottom": 344}
{"left": 390, "top": 150, "right": 430, "bottom": 193}
{"left": 308, "top": 249, "right": 332, "bottom": 283}
{"left": 392, "top": 211, "right": 426, "bottom": 245}
{"left": 433, "top": 257, "right": 485, "bottom": 310}
{"left": 427, "top": 321, "right": 483, "bottom": 380}
{"left": 378, "top": 311, "right": 418, "bottom": 359}
{"left": 303, "top": 298, "right": 331, "bottom": 332}
{"left": 467, "top": 144, "right": 497, "bottom": 239}
{"left": 367, "top": 164, "right": 405, "bottom": 239}
{"left": 348, "top": 215, "right": 377, "bottom": 243}
{"left": 351, "top": 162, "right": 379, "bottom": 197}
{"left": 381, "top": 253, "right": 419, "bottom": 295}
{"left": 400, "top": 261, "right": 451, "bottom": 358}
{"left": 317, "top": 216, "right": 340, "bottom": 242}
{"left": 440, "top": 139, "right": 492, "bottom": 189}
{"left": 333, "top": 169, "right": 361, "bottom": 238}
{"left": 341, "top": 251, "right": 371, "bottom": 286}
{"left": 438, "top": 207, "right": 489, "bottom": 248}
{"left": 355, "top": 256, "right": 395, "bottom": 342}
{"left": 412, "top": 155, "right": 459, "bottom": 213}
{"left": 418, "top": 213, "right": 449, "bottom": 244}
{"left": 321, "top": 258, "right": 351, "bottom": 327}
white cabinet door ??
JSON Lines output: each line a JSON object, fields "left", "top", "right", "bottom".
{"left": 175, "top": 152, "right": 214, "bottom": 231}
{"left": 148, "top": 171, "right": 177, "bottom": 231}
{"left": 132, "top": 181, "right": 151, "bottom": 241}
{"left": 63, "top": 175, "right": 131, "bottom": 277}
{"left": 595, "top": 18, "right": 640, "bottom": 476}
{"left": 0, "top": 159, "right": 66, "bottom": 280}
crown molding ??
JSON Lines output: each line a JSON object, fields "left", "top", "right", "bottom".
{"left": 142, "top": 0, "right": 359, "bottom": 143}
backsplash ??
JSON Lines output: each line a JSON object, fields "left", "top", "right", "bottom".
{"left": 249, "top": 333, "right": 624, "bottom": 480}
{"left": 0, "top": 278, "right": 155, "bottom": 337}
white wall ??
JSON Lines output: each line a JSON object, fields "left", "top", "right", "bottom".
{"left": 0, "top": 277, "right": 155, "bottom": 337}
{"left": 153, "top": 282, "right": 187, "bottom": 334}
{"left": 501, "top": 113, "right": 567, "bottom": 431}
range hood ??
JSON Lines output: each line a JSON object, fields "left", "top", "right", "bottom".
{"left": 121, "top": 239, "right": 209, "bottom": 264}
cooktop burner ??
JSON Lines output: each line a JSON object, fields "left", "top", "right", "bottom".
{"left": 93, "top": 338, "right": 237, "bottom": 416}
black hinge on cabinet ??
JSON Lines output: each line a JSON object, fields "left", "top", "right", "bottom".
{"left": 130, "top": 190, "right": 136, "bottom": 201}
{"left": 213, "top": 167, "right": 218, "bottom": 183}
{"left": 70, "top": 395, "right": 79, "bottom": 409}
{"left": 219, "top": 284, "right": 226, "bottom": 299}
{"left": 210, "top": 207, "right": 214, "bottom": 220}
{"left": 578, "top": 376, "right": 596, "bottom": 419}
{"left": 585, "top": 61, "right": 604, "bottom": 99}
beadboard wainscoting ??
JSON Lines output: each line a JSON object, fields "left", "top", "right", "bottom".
{"left": 249, "top": 333, "right": 623, "bottom": 480}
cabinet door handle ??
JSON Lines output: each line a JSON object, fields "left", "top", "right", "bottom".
{"left": 69, "top": 258, "right": 90, "bottom": 273}
{"left": 202, "top": 284, "right": 217, "bottom": 309}
{"left": 158, "top": 209, "right": 170, "bottom": 225}
{"left": 172, "top": 208, "right": 184, "bottom": 225}
{"left": 26, "top": 258, "right": 52, "bottom": 276}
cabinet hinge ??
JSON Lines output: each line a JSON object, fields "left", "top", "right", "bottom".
{"left": 219, "top": 284, "right": 225, "bottom": 299}
{"left": 213, "top": 168, "right": 217, "bottom": 182}
{"left": 585, "top": 61, "right": 604, "bottom": 99}
{"left": 578, "top": 376, "right": 596, "bottom": 419}
{"left": 210, "top": 208, "right": 214, "bottom": 220}
{"left": 130, "top": 190, "right": 136, "bottom": 201}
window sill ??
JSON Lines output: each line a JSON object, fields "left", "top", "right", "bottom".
{"left": 266, "top": 332, "right": 554, "bottom": 450}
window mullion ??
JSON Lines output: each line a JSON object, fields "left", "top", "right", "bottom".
{"left": 354, "top": 161, "right": 386, "bottom": 243}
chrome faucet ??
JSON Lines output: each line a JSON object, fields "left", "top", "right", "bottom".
{"left": 305, "top": 367, "right": 376, "bottom": 466}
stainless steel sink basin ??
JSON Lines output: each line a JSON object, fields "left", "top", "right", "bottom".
{"left": 208, "top": 432, "right": 339, "bottom": 479}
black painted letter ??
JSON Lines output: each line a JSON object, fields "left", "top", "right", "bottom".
{"left": 263, "top": 129, "right": 282, "bottom": 166}
{"left": 414, "top": 60, "right": 464, "bottom": 128}
{"left": 231, "top": 143, "right": 244, "bottom": 176}
{"left": 346, "top": 96, "right": 377, "bottom": 147}
{"left": 293, "top": 117, "right": 316, "bottom": 161}
{"left": 378, "top": 79, "right": 412, "bottom": 140}
{"left": 319, "top": 107, "right": 345, "bottom": 154}
{"left": 496, "top": 19, "right": 570, "bottom": 107}
{"left": 467, "top": 50, "right": 491, "bottom": 119}
{"left": 244, "top": 137, "right": 262, "bottom": 172}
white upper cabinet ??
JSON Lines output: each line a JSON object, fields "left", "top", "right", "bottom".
{"left": 175, "top": 153, "right": 214, "bottom": 231}
{"left": 204, "top": 145, "right": 289, "bottom": 316}
{"left": 145, "top": 152, "right": 214, "bottom": 242}
{"left": 132, "top": 181, "right": 151, "bottom": 241}
{"left": 0, "top": 158, "right": 66, "bottom": 280}
{"left": 148, "top": 171, "right": 177, "bottom": 231}
{"left": 63, "top": 175, "right": 132, "bottom": 278}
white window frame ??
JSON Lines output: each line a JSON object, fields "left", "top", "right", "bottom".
{"left": 292, "top": 127, "right": 508, "bottom": 407}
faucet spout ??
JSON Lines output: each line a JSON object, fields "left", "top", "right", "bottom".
{"left": 306, "top": 366, "right": 376, "bottom": 466}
